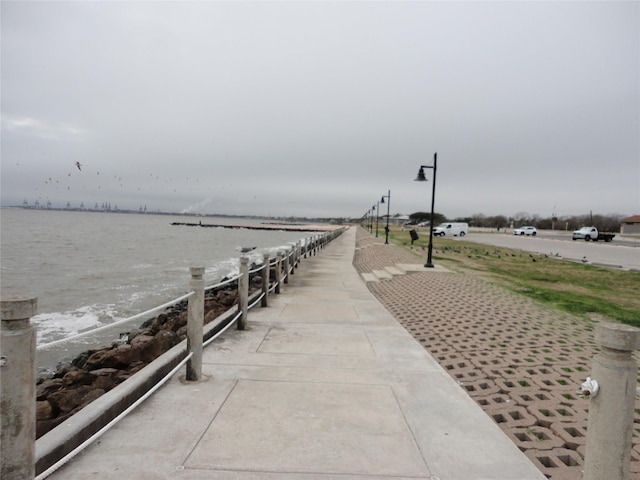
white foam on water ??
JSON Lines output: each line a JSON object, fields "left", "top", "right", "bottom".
{"left": 32, "top": 304, "right": 121, "bottom": 345}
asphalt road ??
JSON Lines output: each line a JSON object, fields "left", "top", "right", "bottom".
{"left": 460, "top": 232, "right": 640, "bottom": 271}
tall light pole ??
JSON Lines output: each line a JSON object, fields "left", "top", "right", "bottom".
{"left": 381, "top": 190, "right": 391, "bottom": 244}
{"left": 375, "top": 201, "right": 380, "bottom": 237}
{"left": 371, "top": 205, "right": 376, "bottom": 234}
{"left": 414, "top": 152, "right": 437, "bottom": 268}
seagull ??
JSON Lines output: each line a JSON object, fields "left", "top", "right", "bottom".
{"left": 236, "top": 246, "right": 257, "bottom": 253}
{"left": 75, "top": 161, "right": 82, "bottom": 171}
{"left": 582, "top": 256, "right": 588, "bottom": 263}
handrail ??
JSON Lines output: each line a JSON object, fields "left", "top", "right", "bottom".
{"left": 37, "top": 269, "right": 248, "bottom": 352}
{"left": 35, "top": 351, "right": 194, "bottom": 480}
{"left": 203, "top": 311, "right": 241, "bottom": 348}
{"left": 248, "top": 264, "right": 263, "bottom": 275}
{"left": 248, "top": 292, "right": 265, "bottom": 310}
{"left": 205, "top": 273, "right": 240, "bottom": 292}
{"left": 36, "top": 291, "right": 196, "bottom": 351}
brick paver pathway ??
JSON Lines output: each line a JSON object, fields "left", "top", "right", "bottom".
{"left": 353, "top": 227, "right": 640, "bottom": 480}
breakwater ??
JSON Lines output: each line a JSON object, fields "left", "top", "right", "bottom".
{"left": 171, "top": 221, "right": 339, "bottom": 232}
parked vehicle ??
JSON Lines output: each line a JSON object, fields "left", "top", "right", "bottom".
{"left": 513, "top": 226, "right": 537, "bottom": 236}
{"left": 433, "top": 222, "right": 468, "bottom": 237}
{"left": 572, "top": 226, "right": 615, "bottom": 242}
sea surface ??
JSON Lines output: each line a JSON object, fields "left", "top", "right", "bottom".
{"left": 1, "top": 208, "right": 318, "bottom": 371}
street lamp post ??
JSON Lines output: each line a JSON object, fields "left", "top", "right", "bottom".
{"left": 414, "top": 152, "right": 438, "bottom": 268}
{"left": 381, "top": 190, "right": 391, "bottom": 244}
{"left": 375, "top": 201, "right": 380, "bottom": 237}
{"left": 371, "top": 205, "right": 376, "bottom": 234}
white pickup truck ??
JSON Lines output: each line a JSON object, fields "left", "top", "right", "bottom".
{"left": 572, "top": 226, "right": 615, "bottom": 242}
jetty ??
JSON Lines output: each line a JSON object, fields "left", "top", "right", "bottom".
{"left": 171, "top": 221, "right": 339, "bottom": 232}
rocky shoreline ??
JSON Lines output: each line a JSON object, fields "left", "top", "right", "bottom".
{"left": 35, "top": 274, "right": 264, "bottom": 439}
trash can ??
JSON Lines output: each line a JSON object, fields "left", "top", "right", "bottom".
{"left": 409, "top": 229, "right": 419, "bottom": 244}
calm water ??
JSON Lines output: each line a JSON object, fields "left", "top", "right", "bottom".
{"left": 1, "top": 208, "right": 316, "bottom": 370}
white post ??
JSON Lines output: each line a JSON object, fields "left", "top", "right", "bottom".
{"left": 283, "top": 248, "right": 290, "bottom": 284}
{"left": 274, "top": 252, "right": 282, "bottom": 294}
{"left": 583, "top": 322, "right": 640, "bottom": 480}
{"left": 186, "top": 267, "right": 205, "bottom": 381}
{"left": 1, "top": 296, "right": 37, "bottom": 480}
{"left": 290, "top": 244, "right": 296, "bottom": 275}
{"left": 261, "top": 253, "right": 270, "bottom": 307}
{"left": 237, "top": 257, "right": 249, "bottom": 330}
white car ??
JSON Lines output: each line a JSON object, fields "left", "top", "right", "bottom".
{"left": 513, "top": 226, "right": 537, "bottom": 236}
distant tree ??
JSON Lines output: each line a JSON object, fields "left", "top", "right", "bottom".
{"left": 470, "top": 213, "right": 486, "bottom": 227}
{"left": 409, "top": 212, "right": 447, "bottom": 225}
{"left": 488, "top": 215, "right": 508, "bottom": 229}
{"left": 511, "top": 211, "right": 534, "bottom": 226}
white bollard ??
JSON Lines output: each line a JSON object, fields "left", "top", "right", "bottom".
{"left": 261, "top": 253, "right": 270, "bottom": 307}
{"left": 1, "top": 296, "right": 37, "bottom": 480}
{"left": 283, "top": 248, "right": 290, "bottom": 285}
{"left": 275, "top": 252, "right": 282, "bottom": 294}
{"left": 583, "top": 322, "right": 640, "bottom": 480}
{"left": 186, "top": 267, "right": 205, "bottom": 381}
{"left": 237, "top": 257, "right": 249, "bottom": 330}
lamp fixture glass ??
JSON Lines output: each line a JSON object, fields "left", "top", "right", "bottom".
{"left": 414, "top": 167, "right": 427, "bottom": 182}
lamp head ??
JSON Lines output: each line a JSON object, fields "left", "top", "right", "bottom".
{"left": 380, "top": 196, "right": 385, "bottom": 204}
{"left": 414, "top": 167, "right": 427, "bottom": 182}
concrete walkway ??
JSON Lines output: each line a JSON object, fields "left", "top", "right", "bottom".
{"left": 46, "top": 226, "right": 545, "bottom": 480}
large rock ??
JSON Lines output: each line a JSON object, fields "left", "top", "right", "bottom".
{"left": 130, "top": 329, "right": 180, "bottom": 361}
{"left": 47, "top": 385, "right": 94, "bottom": 415}
{"left": 36, "top": 378, "right": 63, "bottom": 399}
{"left": 36, "top": 400, "right": 53, "bottom": 420}
{"left": 62, "top": 369, "right": 96, "bottom": 386}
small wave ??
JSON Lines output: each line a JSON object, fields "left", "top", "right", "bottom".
{"left": 131, "top": 263, "right": 154, "bottom": 270}
{"left": 32, "top": 304, "right": 120, "bottom": 345}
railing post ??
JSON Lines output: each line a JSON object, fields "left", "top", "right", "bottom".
{"left": 261, "top": 253, "right": 270, "bottom": 307}
{"left": 283, "top": 248, "right": 290, "bottom": 284}
{"left": 186, "top": 267, "right": 205, "bottom": 381}
{"left": 290, "top": 244, "right": 297, "bottom": 275}
{"left": 237, "top": 257, "right": 249, "bottom": 330}
{"left": 274, "top": 252, "right": 282, "bottom": 294}
{"left": 583, "top": 322, "right": 640, "bottom": 480}
{"left": 296, "top": 241, "right": 301, "bottom": 268}
{"left": 1, "top": 296, "right": 37, "bottom": 480}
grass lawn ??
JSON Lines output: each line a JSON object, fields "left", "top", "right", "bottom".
{"left": 385, "top": 226, "right": 640, "bottom": 327}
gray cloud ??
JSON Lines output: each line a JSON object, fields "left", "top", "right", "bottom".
{"left": 1, "top": 1, "right": 638, "bottom": 219}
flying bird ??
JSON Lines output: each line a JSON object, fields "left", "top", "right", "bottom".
{"left": 75, "top": 161, "right": 82, "bottom": 171}
{"left": 236, "top": 246, "right": 257, "bottom": 253}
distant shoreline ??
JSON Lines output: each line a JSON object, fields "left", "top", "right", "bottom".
{"left": 1, "top": 205, "right": 346, "bottom": 225}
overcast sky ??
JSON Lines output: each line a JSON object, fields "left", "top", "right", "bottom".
{"left": 1, "top": 1, "right": 638, "bottom": 219}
